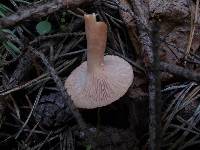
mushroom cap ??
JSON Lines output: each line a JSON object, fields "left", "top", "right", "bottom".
{"left": 65, "top": 55, "right": 133, "bottom": 109}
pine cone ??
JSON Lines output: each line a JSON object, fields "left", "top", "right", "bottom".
{"left": 33, "top": 91, "right": 72, "bottom": 128}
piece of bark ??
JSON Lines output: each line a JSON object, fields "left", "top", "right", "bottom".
{"left": 118, "top": 0, "right": 141, "bottom": 55}
{"left": 149, "top": 0, "right": 191, "bottom": 22}
{"left": 149, "top": 0, "right": 200, "bottom": 24}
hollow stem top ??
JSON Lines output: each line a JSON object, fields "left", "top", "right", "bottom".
{"left": 84, "top": 13, "right": 108, "bottom": 73}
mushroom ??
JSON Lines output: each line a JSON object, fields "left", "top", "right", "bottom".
{"left": 65, "top": 13, "right": 134, "bottom": 109}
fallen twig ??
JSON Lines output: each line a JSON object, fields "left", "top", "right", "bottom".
{"left": 160, "top": 62, "right": 200, "bottom": 82}
{"left": 185, "top": 0, "right": 199, "bottom": 57}
{"left": 0, "top": 0, "right": 93, "bottom": 29}
{"left": 129, "top": 0, "right": 162, "bottom": 149}
{"left": 30, "top": 47, "right": 86, "bottom": 130}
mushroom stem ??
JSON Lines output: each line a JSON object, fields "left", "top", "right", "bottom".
{"left": 84, "top": 14, "right": 108, "bottom": 73}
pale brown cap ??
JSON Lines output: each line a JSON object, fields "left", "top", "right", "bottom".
{"left": 65, "top": 14, "right": 134, "bottom": 109}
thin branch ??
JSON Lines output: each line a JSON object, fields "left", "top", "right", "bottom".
{"left": 160, "top": 62, "right": 200, "bottom": 82}
{"left": 185, "top": 0, "right": 199, "bottom": 56}
{"left": 30, "top": 47, "right": 86, "bottom": 130}
{"left": 0, "top": 0, "right": 93, "bottom": 29}
{"left": 130, "top": 0, "right": 161, "bottom": 149}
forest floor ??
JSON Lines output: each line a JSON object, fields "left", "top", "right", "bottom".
{"left": 0, "top": 0, "right": 200, "bottom": 150}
